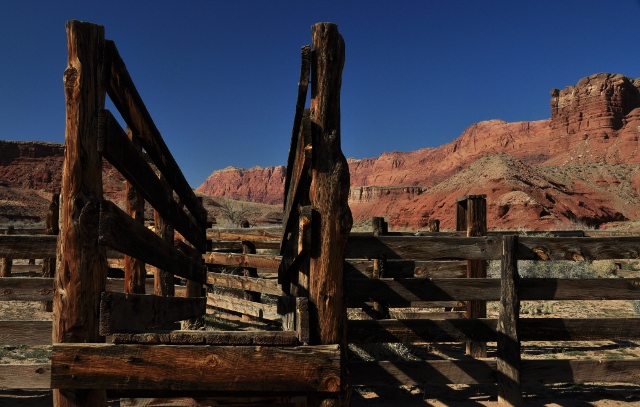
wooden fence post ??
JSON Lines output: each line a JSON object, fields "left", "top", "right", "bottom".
{"left": 124, "top": 127, "right": 146, "bottom": 294}
{"left": 308, "top": 22, "right": 352, "bottom": 407}
{"left": 498, "top": 234, "right": 522, "bottom": 406}
{"left": 241, "top": 240, "right": 260, "bottom": 322}
{"left": 154, "top": 176, "right": 175, "bottom": 297}
{"left": 42, "top": 193, "right": 59, "bottom": 279}
{"left": 53, "top": 20, "right": 108, "bottom": 407}
{"left": 458, "top": 194, "right": 488, "bottom": 358}
{"left": 372, "top": 217, "right": 389, "bottom": 319}
{"left": 1, "top": 226, "right": 14, "bottom": 277}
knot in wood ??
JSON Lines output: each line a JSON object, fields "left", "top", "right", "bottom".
{"left": 63, "top": 67, "right": 78, "bottom": 90}
{"left": 414, "top": 267, "right": 424, "bottom": 275}
{"left": 2, "top": 289, "right": 11, "bottom": 296}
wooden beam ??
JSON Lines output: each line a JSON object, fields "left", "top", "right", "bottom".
{"left": 112, "top": 330, "right": 298, "bottom": 345}
{"left": 464, "top": 195, "right": 487, "bottom": 358}
{"left": 206, "top": 272, "right": 284, "bottom": 296}
{"left": 0, "top": 277, "right": 54, "bottom": 301}
{"left": 2, "top": 226, "right": 14, "bottom": 277}
{"left": 0, "top": 364, "right": 51, "bottom": 389}
{"left": 103, "top": 40, "right": 207, "bottom": 226}
{"left": 497, "top": 235, "right": 522, "bottom": 406}
{"left": 345, "top": 235, "right": 501, "bottom": 260}
{"left": 119, "top": 396, "right": 307, "bottom": 407}
{"left": 51, "top": 344, "right": 341, "bottom": 392}
{"left": 42, "top": 193, "right": 60, "bottom": 278}
{"left": 0, "top": 320, "right": 52, "bottom": 345}
{"left": 55, "top": 20, "right": 109, "bottom": 406}
{"left": 351, "top": 359, "right": 640, "bottom": 386}
{"left": 518, "top": 236, "right": 640, "bottom": 260}
{"left": 97, "top": 109, "right": 206, "bottom": 252}
{"left": 0, "top": 228, "right": 47, "bottom": 235}
{"left": 208, "top": 228, "right": 282, "bottom": 242}
{"left": 207, "top": 252, "right": 281, "bottom": 270}
{"left": 0, "top": 235, "right": 57, "bottom": 258}
{"left": 98, "top": 199, "right": 206, "bottom": 283}
{"left": 346, "top": 277, "right": 640, "bottom": 303}
{"left": 99, "top": 291, "right": 205, "bottom": 335}
{"left": 345, "top": 259, "right": 467, "bottom": 279}
{"left": 209, "top": 241, "right": 280, "bottom": 251}
{"left": 206, "top": 293, "right": 280, "bottom": 321}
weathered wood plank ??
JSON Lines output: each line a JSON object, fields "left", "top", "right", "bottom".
{"left": 51, "top": 344, "right": 341, "bottom": 392}
{"left": 497, "top": 235, "right": 521, "bottom": 406}
{"left": 0, "top": 364, "right": 51, "bottom": 389}
{"left": 97, "top": 109, "right": 206, "bottom": 252}
{"left": 209, "top": 241, "right": 280, "bottom": 251}
{"left": 103, "top": 40, "right": 207, "bottom": 226}
{"left": 0, "top": 228, "right": 47, "bottom": 235}
{"left": 0, "top": 235, "right": 57, "bottom": 258}
{"left": 42, "top": 193, "right": 60, "bottom": 279}
{"left": 98, "top": 200, "right": 206, "bottom": 283}
{"left": 2, "top": 226, "right": 14, "bottom": 277}
{"left": 349, "top": 317, "right": 640, "bottom": 344}
{"left": 206, "top": 293, "right": 280, "bottom": 321}
{"left": 112, "top": 330, "right": 298, "bottom": 345}
{"left": 0, "top": 277, "right": 54, "bottom": 301}
{"left": 208, "top": 228, "right": 282, "bottom": 242}
{"left": 345, "top": 259, "right": 467, "bottom": 279}
{"left": 346, "top": 278, "right": 640, "bottom": 303}
{"left": 207, "top": 252, "right": 281, "bottom": 270}
{"left": 345, "top": 235, "right": 501, "bottom": 260}
{"left": 206, "top": 272, "right": 284, "bottom": 296}
{"left": 518, "top": 236, "right": 640, "bottom": 260}
{"left": 0, "top": 320, "right": 52, "bottom": 345}
{"left": 119, "top": 396, "right": 307, "bottom": 407}
{"left": 351, "top": 360, "right": 640, "bottom": 386}
{"left": 99, "top": 291, "right": 205, "bottom": 335}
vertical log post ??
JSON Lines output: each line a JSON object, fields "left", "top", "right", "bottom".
{"left": 124, "top": 127, "right": 146, "bottom": 294}
{"left": 42, "top": 194, "right": 60, "bottom": 279}
{"left": 53, "top": 20, "right": 108, "bottom": 407}
{"left": 459, "top": 195, "right": 488, "bottom": 358}
{"left": 497, "top": 235, "right": 522, "bottom": 406}
{"left": 1, "top": 226, "right": 14, "bottom": 277}
{"left": 308, "top": 22, "right": 352, "bottom": 406}
{"left": 428, "top": 219, "right": 440, "bottom": 232}
{"left": 371, "top": 217, "right": 389, "bottom": 319}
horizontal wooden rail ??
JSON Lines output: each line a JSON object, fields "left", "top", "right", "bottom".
{"left": 0, "top": 320, "right": 51, "bottom": 345}
{"left": 346, "top": 278, "right": 640, "bottom": 304}
{"left": 98, "top": 109, "right": 206, "bottom": 252}
{"left": 51, "top": 344, "right": 341, "bottom": 392}
{"left": 99, "top": 291, "right": 206, "bottom": 335}
{"left": 0, "top": 364, "right": 51, "bottom": 389}
{"left": 0, "top": 277, "right": 54, "bottom": 301}
{"left": 103, "top": 40, "right": 207, "bottom": 226}
{"left": 345, "top": 259, "right": 467, "bottom": 279}
{"left": 99, "top": 200, "right": 207, "bottom": 283}
{"left": 112, "top": 330, "right": 298, "bottom": 345}
{"left": 206, "top": 252, "right": 281, "bottom": 270}
{"left": 0, "top": 228, "right": 47, "bottom": 235}
{"left": 0, "top": 235, "right": 57, "bottom": 258}
{"left": 348, "top": 317, "right": 640, "bottom": 343}
{"left": 206, "top": 293, "right": 280, "bottom": 321}
{"left": 209, "top": 241, "right": 281, "bottom": 251}
{"left": 206, "top": 272, "right": 284, "bottom": 296}
{"left": 344, "top": 235, "right": 640, "bottom": 261}
{"left": 350, "top": 359, "right": 640, "bottom": 386}
{"left": 208, "top": 228, "right": 281, "bottom": 243}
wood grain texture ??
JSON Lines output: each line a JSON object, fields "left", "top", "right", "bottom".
{"left": 99, "top": 291, "right": 205, "bottom": 335}
{"left": 2, "top": 226, "right": 14, "bottom": 277}
{"left": 351, "top": 359, "right": 640, "bottom": 386}
{"left": 42, "top": 194, "right": 60, "bottom": 278}
{"left": 55, "top": 20, "right": 108, "bottom": 406}
{"left": 111, "top": 330, "right": 298, "bottom": 345}
{"left": 0, "top": 235, "right": 57, "bottom": 258}
{"left": 206, "top": 272, "right": 284, "bottom": 296}
{"left": 51, "top": 344, "right": 341, "bottom": 392}
{"left": 206, "top": 293, "right": 280, "bottom": 321}
{"left": 0, "top": 364, "right": 51, "bottom": 389}
{"left": 0, "top": 277, "right": 54, "bottom": 301}
{"left": 497, "top": 235, "right": 522, "bottom": 406}
{"left": 345, "top": 235, "right": 501, "bottom": 260}
{"left": 98, "top": 200, "right": 206, "bottom": 283}
{"left": 344, "top": 260, "right": 467, "bottom": 279}
{"left": 209, "top": 228, "right": 281, "bottom": 242}
{"left": 207, "top": 252, "right": 281, "bottom": 270}
{"left": 346, "top": 277, "right": 640, "bottom": 303}
{"left": 518, "top": 236, "right": 640, "bottom": 260}
{"left": 103, "top": 40, "right": 207, "bottom": 225}
{"left": 97, "top": 110, "right": 205, "bottom": 252}
{"left": 119, "top": 396, "right": 307, "bottom": 407}
{"left": 0, "top": 320, "right": 52, "bottom": 345}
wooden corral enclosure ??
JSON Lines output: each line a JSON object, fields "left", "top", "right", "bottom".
{"left": 2, "top": 19, "right": 640, "bottom": 407}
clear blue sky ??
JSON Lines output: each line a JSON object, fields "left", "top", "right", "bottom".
{"left": 2, "top": 1, "right": 640, "bottom": 187}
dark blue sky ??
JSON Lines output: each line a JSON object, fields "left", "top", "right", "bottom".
{"left": 2, "top": 1, "right": 640, "bottom": 187}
